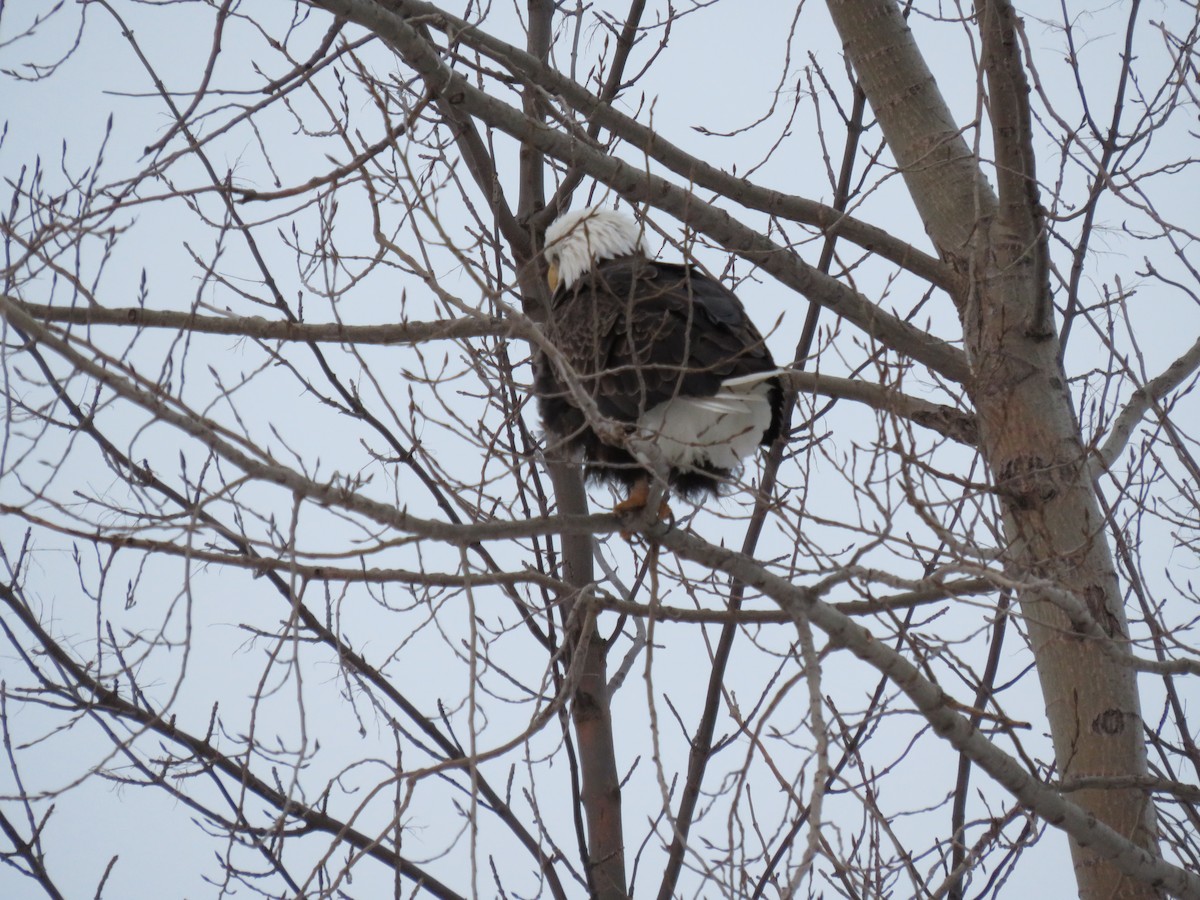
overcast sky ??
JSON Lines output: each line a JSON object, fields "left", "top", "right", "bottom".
{"left": 2, "top": 2, "right": 1197, "bottom": 898}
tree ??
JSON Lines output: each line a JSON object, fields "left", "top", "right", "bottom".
{"left": 1, "top": 1, "right": 1198, "bottom": 898}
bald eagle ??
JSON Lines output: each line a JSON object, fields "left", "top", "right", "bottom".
{"left": 534, "top": 207, "right": 784, "bottom": 514}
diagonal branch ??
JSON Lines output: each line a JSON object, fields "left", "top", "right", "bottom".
{"left": 784, "top": 371, "right": 977, "bottom": 445}
{"left": 2, "top": 333, "right": 574, "bottom": 900}
{"left": 0, "top": 579, "right": 468, "bottom": 900}
{"left": 1096, "top": 332, "right": 1200, "bottom": 470}
{"left": 374, "top": 0, "right": 956, "bottom": 293}
{"left": 652, "top": 526, "right": 1200, "bottom": 899}
{"left": 0, "top": 295, "right": 618, "bottom": 547}
{"left": 307, "top": 0, "right": 971, "bottom": 383}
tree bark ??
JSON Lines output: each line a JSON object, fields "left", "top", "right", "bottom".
{"left": 826, "top": 2, "right": 1160, "bottom": 897}
{"left": 548, "top": 460, "right": 628, "bottom": 899}
{"left": 522, "top": 1, "right": 626, "bottom": 892}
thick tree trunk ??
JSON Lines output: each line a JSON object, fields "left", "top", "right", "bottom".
{"left": 826, "top": 2, "right": 1160, "bottom": 897}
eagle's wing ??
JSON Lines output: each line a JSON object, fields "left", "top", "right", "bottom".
{"left": 591, "top": 260, "right": 776, "bottom": 423}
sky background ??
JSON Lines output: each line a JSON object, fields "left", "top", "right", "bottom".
{"left": 1, "top": 1, "right": 1197, "bottom": 897}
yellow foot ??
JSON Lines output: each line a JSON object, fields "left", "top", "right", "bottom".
{"left": 614, "top": 477, "right": 651, "bottom": 515}
{"left": 615, "top": 478, "right": 671, "bottom": 539}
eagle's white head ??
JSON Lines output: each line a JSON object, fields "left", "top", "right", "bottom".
{"left": 544, "top": 207, "right": 648, "bottom": 292}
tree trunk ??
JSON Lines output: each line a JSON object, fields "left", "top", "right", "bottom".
{"left": 523, "top": 2, "right": 627, "bottom": 893}
{"left": 826, "top": 2, "right": 1160, "bottom": 897}
{"left": 548, "top": 460, "right": 628, "bottom": 899}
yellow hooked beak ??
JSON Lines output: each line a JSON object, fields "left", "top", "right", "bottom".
{"left": 547, "top": 262, "right": 560, "bottom": 293}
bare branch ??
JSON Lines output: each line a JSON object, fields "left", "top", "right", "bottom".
{"left": 309, "top": 0, "right": 972, "bottom": 383}
{"left": 654, "top": 526, "right": 1200, "bottom": 899}
{"left": 1097, "top": 332, "right": 1200, "bottom": 469}
{"left": 8, "top": 298, "right": 508, "bottom": 344}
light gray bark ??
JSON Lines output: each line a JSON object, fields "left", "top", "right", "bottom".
{"left": 826, "top": 2, "right": 1161, "bottom": 897}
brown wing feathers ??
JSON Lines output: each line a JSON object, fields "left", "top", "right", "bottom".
{"left": 562, "top": 258, "right": 774, "bottom": 420}
{"left": 534, "top": 246, "right": 783, "bottom": 495}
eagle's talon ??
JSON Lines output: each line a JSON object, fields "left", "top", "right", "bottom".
{"left": 616, "top": 478, "right": 671, "bottom": 539}
{"left": 658, "top": 498, "right": 675, "bottom": 531}
{"left": 613, "top": 478, "right": 651, "bottom": 516}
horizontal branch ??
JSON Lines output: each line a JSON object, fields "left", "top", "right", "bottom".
{"left": 0, "top": 294, "right": 620, "bottom": 547}
{"left": 0, "top": 507, "right": 568, "bottom": 590}
{"left": 1059, "top": 775, "right": 1200, "bottom": 805}
{"left": 594, "top": 575, "right": 995, "bottom": 623}
{"left": 7, "top": 491, "right": 1003, "bottom": 622}
{"left": 13, "top": 305, "right": 977, "bottom": 445}
{"left": 10, "top": 298, "right": 508, "bottom": 345}
{"left": 14, "top": 294, "right": 977, "bottom": 453}
{"left": 785, "top": 371, "right": 977, "bottom": 444}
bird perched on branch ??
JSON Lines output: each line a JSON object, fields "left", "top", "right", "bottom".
{"left": 534, "top": 206, "right": 784, "bottom": 517}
